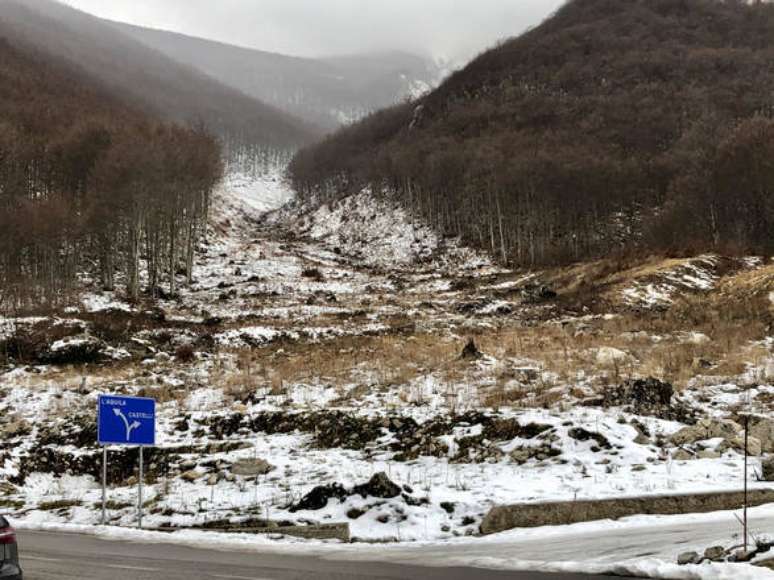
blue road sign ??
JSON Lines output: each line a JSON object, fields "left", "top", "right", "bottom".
{"left": 98, "top": 395, "right": 156, "bottom": 446}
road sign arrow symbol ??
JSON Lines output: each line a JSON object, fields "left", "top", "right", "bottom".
{"left": 113, "top": 408, "right": 141, "bottom": 441}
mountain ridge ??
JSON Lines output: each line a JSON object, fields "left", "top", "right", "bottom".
{"left": 0, "top": 0, "right": 320, "bottom": 151}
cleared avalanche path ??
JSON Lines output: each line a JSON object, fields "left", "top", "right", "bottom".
{"left": 18, "top": 530, "right": 605, "bottom": 580}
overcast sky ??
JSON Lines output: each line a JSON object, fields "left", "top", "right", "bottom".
{"left": 60, "top": 0, "right": 565, "bottom": 63}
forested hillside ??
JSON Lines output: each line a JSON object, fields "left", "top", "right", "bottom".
{"left": 0, "top": 30, "right": 222, "bottom": 309}
{"left": 0, "top": 0, "right": 319, "bottom": 155}
{"left": 290, "top": 0, "right": 774, "bottom": 265}
{"left": 111, "top": 21, "right": 441, "bottom": 131}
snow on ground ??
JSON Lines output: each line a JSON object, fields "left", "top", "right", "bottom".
{"left": 280, "top": 188, "right": 494, "bottom": 272}
{"left": 2, "top": 171, "right": 774, "bottom": 579}
{"left": 622, "top": 256, "right": 721, "bottom": 309}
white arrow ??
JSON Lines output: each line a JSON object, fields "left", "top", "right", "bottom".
{"left": 114, "top": 408, "right": 141, "bottom": 441}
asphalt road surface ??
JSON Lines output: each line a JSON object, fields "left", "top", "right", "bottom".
{"left": 20, "top": 504, "right": 774, "bottom": 579}
{"left": 18, "top": 530, "right": 612, "bottom": 580}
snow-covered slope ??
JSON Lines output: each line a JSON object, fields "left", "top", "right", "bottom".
{"left": 1, "top": 171, "right": 772, "bottom": 579}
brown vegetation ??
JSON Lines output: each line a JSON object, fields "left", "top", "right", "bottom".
{"left": 290, "top": 0, "right": 774, "bottom": 265}
{"left": 0, "top": 35, "right": 223, "bottom": 309}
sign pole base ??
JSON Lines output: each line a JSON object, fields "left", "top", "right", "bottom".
{"left": 138, "top": 446, "right": 144, "bottom": 530}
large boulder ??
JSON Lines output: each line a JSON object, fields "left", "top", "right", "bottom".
{"left": 718, "top": 435, "right": 762, "bottom": 457}
{"left": 678, "top": 551, "right": 701, "bottom": 566}
{"left": 42, "top": 334, "right": 105, "bottom": 365}
{"left": 671, "top": 418, "right": 742, "bottom": 446}
{"left": 352, "top": 472, "right": 401, "bottom": 499}
{"left": 596, "top": 347, "right": 631, "bottom": 366}
{"left": 602, "top": 377, "right": 697, "bottom": 423}
{"left": 230, "top": 458, "right": 274, "bottom": 477}
{"left": 290, "top": 483, "right": 349, "bottom": 512}
{"left": 750, "top": 417, "right": 774, "bottom": 454}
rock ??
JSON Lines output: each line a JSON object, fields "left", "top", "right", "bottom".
{"left": 568, "top": 427, "right": 611, "bottom": 450}
{"left": 750, "top": 417, "right": 774, "bottom": 454}
{"left": 763, "top": 457, "right": 774, "bottom": 482}
{"left": 692, "top": 357, "right": 713, "bottom": 371}
{"left": 697, "top": 450, "right": 720, "bottom": 460}
{"left": 634, "top": 433, "right": 651, "bottom": 445}
{"left": 520, "top": 284, "right": 556, "bottom": 304}
{"left": 1, "top": 420, "right": 31, "bottom": 438}
{"left": 510, "top": 448, "right": 532, "bottom": 464}
{"left": 290, "top": 483, "right": 349, "bottom": 512}
{"left": 671, "top": 419, "right": 742, "bottom": 446}
{"left": 440, "top": 502, "right": 456, "bottom": 514}
{"left": 719, "top": 435, "right": 762, "bottom": 457}
{"left": 180, "top": 459, "right": 197, "bottom": 470}
{"left": 460, "top": 339, "right": 483, "bottom": 360}
{"left": 207, "top": 474, "right": 218, "bottom": 486}
{"left": 230, "top": 458, "right": 274, "bottom": 477}
{"left": 0, "top": 481, "right": 17, "bottom": 495}
{"left": 42, "top": 334, "right": 106, "bottom": 365}
{"left": 353, "top": 472, "right": 401, "bottom": 499}
{"left": 672, "top": 448, "right": 694, "bottom": 461}
{"left": 180, "top": 470, "right": 200, "bottom": 482}
{"left": 704, "top": 546, "right": 726, "bottom": 562}
{"left": 602, "top": 378, "right": 696, "bottom": 423}
{"left": 510, "top": 445, "right": 560, "bottom": 465}
{"left": 596, "top": 347, "right": 631, "bottom": 366}
{"left": 677, "top": 551, "right": 701, "bottom": 565}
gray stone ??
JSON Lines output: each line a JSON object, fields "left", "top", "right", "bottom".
{"left": 231, "top": 458, "right": 274, "bottom": 477}
{"left": 704, "top": 546, "right": 726, "bottom": 562}
{"left": 763, "top": 457, "right": 774, "bottom": 482}
{"left": 719, "top": 435, "right": 762, "bottom": 457}
{"left": 697, "top": 450, "right": 720, "bottom": 460}
{"left": 671, "top": 419, "right": 742, "bottom": 446}
{"left": 677, "top": 551, "right": 701, "bottom": 565}
{"left": 634, "top": 433, "right": 651, "bottom": 445}
{"left": 672, "top": 448, "right": 694, "bottom": 461}
{"left": 750, "top": 418, "right": 774, "bottom": 454}
{"left": 180, "top": 470, "right": 200, "bottom": 482}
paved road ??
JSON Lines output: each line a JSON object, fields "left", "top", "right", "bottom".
{"left": 18, "top": 530, "right": 612, "bottom": 580}
{"left": 355, "top": 507, "right": 774, "bottom": 575}
{"left": 20, "top": 506, "right": 774, "bottom": 579}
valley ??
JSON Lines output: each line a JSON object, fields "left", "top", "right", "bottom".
{"left": 1, "top": 173, "right": 772, "bottom": 576}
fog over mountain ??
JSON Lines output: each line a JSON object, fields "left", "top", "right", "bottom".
{"left": 110, "top": 21, "right": 443, "bottom": 130}
{"left": 0, "top": 0, "right": 320, "bottom": 150}
{"left": 60, "top": 0, "right": 564, "bottom": 63}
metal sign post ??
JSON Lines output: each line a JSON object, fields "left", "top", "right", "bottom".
{"left": 97, "top": 395, "right": 156, "bottom": 529}
{"left": 101, "top": 446, "right": 107, "bottom": 526}
{"left": 138, "top": 446, "right": 144, "bottom": 529}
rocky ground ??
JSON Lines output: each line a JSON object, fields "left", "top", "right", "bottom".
{"left": 1, "top": 172, "right": 773, "bottom": 570}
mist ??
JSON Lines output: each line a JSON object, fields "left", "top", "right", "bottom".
{"left": 59, "top": 0, "right": 565, "bottom": 62}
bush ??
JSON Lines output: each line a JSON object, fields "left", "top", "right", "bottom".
{"left": 175, "top": 343, "right": 196, "bottom": 363}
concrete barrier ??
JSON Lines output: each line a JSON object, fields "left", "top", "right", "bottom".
{"left": 193, "top": 522, "right": 350, "bottom": 542}
{"left": 480, "top": 489, "right": 774, "bottom": 535}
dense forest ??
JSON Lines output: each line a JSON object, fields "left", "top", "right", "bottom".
{"left": 0, "top": 36, "right": 222, "bottom": 310}
{"left": 290, "top": 0, "right": 774, "bottom": 265}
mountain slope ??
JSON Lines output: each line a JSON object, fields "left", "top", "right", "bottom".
{"left": 0, "top": 0, "right": 319, "bottom": 151}
{"left": 0, "top": 18, "right": 223, "bottom": 307}
{"left": 290, "top": 0, "right": 774, "bottom": 264}
{"left": 109, "top": 20, "right": 441, "bottom": 131}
